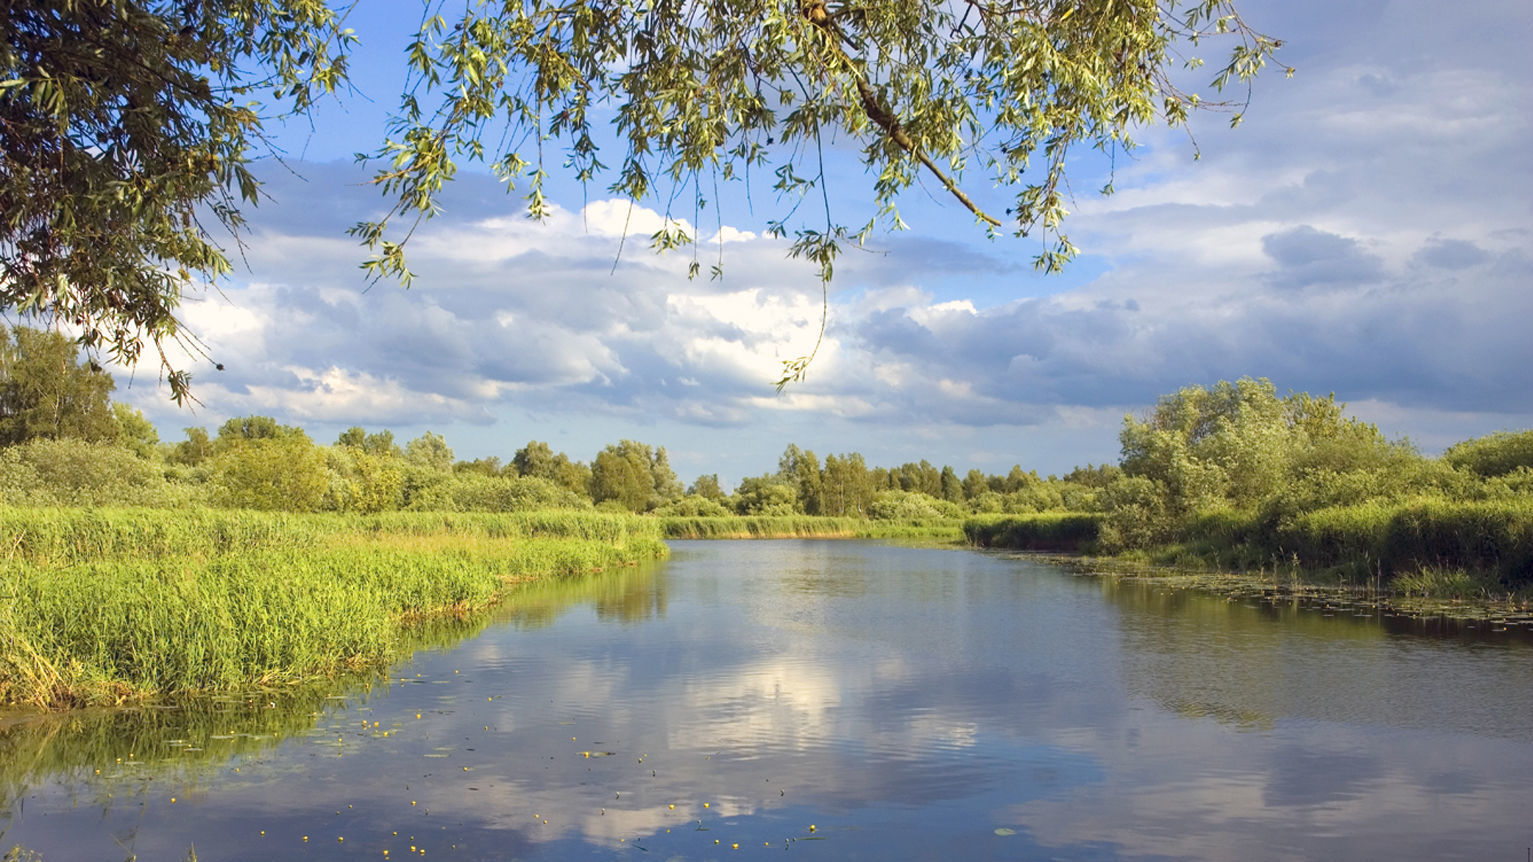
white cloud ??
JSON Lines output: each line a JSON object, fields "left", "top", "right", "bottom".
{"left": 102, "top": 0, "right": 1533, "bottom": 476}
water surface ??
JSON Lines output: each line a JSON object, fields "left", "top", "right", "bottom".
{"left": 3, "top": 540, "right": 1531, "bottom": 860}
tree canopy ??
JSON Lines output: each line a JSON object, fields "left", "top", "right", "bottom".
{"left": 1, "top": 0, "right": 1284, "bottom": 395}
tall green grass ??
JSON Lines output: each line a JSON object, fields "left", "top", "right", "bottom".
{"left": 1276, "top": 497, "right": 1533, "bottom": 586}
{"left": 0, "top": 508, "right": 667, "bottom": 708}
{"left": 962, "top": 512, "right": 1102, "bottom": 551}
{"left": 660, "top": 515, "right": 962, "bottom": 541}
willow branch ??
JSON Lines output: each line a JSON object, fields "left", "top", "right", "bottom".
{"left": 806, "top": 2, "right": 1002, "bottom": 227}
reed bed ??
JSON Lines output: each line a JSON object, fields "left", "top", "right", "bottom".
{"left": 1276, "top": 497, "right": 1533, "bottom": 586}
{"left": 660, "top": 515, "right": 962, "bottom": 541}
{"left": 0, "top": 508, "right": 667, "bottom": 709}
{"left": 962, "top": 512, "right": 1103, "bottom": 551}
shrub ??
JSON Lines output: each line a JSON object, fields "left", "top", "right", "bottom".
{"left": 1443, "top": 430, "right": 1533, "bottom": 478}
{"left": 0, "top": 438, "right": 200, "bottom": 508}
{"left": 868, "top": 489, "right": 965, "bottom": 523}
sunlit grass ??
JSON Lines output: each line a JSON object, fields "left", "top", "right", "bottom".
{"left": 0, "top": 507, "right": 667, "bottom": 709}
{"left": 660, "top": 515, "right": 962, "bottom": 542}
{"left": 962, "top": 512, "right": 1101, "bottom": 551}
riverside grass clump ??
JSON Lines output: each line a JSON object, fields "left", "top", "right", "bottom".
{"left": 1274, "top": 497, "right": 1533, "bottom": 587}
{"left": 0, "top": 508, "right": 667, "bottom": 709}
{"left": 962, "top": 513, "right": 1103, "bottom": 552}
{"left": 660, "top": 515, "right": 964, "bottom": 542}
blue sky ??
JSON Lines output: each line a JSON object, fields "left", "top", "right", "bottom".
{"left": 112, "top": 0, "right": 1533, "bottom": 489}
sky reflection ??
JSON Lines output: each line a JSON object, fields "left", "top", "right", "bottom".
{"left": 3, "top": 541, "right": 1531, "bottom": 860}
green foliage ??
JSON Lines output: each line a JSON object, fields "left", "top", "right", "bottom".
{"left": 660, "top": 515, "right": 957, "bottom": 541}
{"left": 688, "top": 473, "right": 726, "bottom": 502}
{"left": 1111, "top": 378, "right": 1417, "bottom": 548}
{"left": 1443, "top": 431, "right": 1533, "bottom": 478}
{"left": 820, "top": 452, "right": 875, "bottom": 517}
{"left": 778, "top": 445, "right": 824, "bottom": 514}
{"left": 323, "top": 446, "right": 404, "bottom": 514}
{"left": 1096, "top": 476, "right": 1174, "bottom": 552}
{"left": 1274, "top": 498, "right": 1533, "bottom": 587}
{"left": 168, "top": 426, "right": 215, "bottom": 466}
{"left": 111, "top": 402, "right": 160, "bottom": 459}
{"left": 208, "top": 434, "right": 329, "bottom": 512}
{"left": 655, "top": 494, "right": 733, "bottom": 518}
{"left": 590, "top": 440, "right": 679, "bottom": 512}
{"left": 963, "top": 512, "right": 1103, "bottom": 551}
{"left": 0, "top": 507, "right": 668, "bottom": 707}
{"left": 868, "top": 489, "right": 966, "bottom": 524}
{"left": 214, "top": 414, "right": 308, "bottom": 450}
{"left": 733, "top": 474, "right": 800, "bottom": 516}
{"left": 0, "top": 326, "right": 118, "bottom": 445}
{"left": 356, "top": 0, "right": 1282, "bottom": 295}
{"left": 401, "top": 468, "right": 588, "bottom": 513}
{"left": 0, "top": 0, "right": 354, "bottom": 400}
{"left": 404, "top": 430, "right": 455, "bottom": 472}
{"left": 0, "top": 438, "right": 202, "bottom": 508}
{"left": 338, "top": 426, "right": 401, "bottom": 457}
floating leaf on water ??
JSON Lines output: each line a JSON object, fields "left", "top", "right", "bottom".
{"left": 994, "top": 827, "right": 1017, "bottom": 836}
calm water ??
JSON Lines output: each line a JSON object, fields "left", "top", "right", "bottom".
{"left": 3, "top": 540, "right": 1532, "bottom": 860}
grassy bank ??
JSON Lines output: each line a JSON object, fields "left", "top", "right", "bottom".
{"left": 0, "top": 508, "right": 667, "bottom": 709}
{"left": 967, "top": 502, "right": 1533, "bottom": 600}
{"left": 661, "top": 515, "right": 964, "bottom": 542}
{"left": 962, "top": 513, "right": 1102, "bottom": 552}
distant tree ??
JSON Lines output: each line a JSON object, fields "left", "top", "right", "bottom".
{"left": 214, "top": 415, "right": 306, "bottom": 452}
{"left": 733, "top": 474, "right": 800, "bottom": 516}
{"left": 939, "top": 465, "right": 964, "bottom": 503}
{"left": 512, "top": 440, "right": 556, "bottom": 479}
{"left": 591, "top": 445, "right": 653, "bottom": 512}
{"left": 871, "top": 467, "right": 894, "bottom": 492}
{"left": 364, "top": 430, "right": 399, "bottom": 457}
{"left": 111, "top": 403, "right": 160, "bottom": 459}
{"left": 589, "top": 440, "right": 679, "bottom": 512}
{"left": 689, "top": 473, "right": 725, "bottom": 502}
{"left": 0, "top": 326, "right": 118, "bottom": 446}
{"left": 209, "top": 434, "right": 328, "bottom": 511}
{"left": 323, "top": 446, "right": 404, "bottom": 513}
{"left": 550, "top": 455, "right": 593, "bottom": 500}
{"left": 1004, "top": 465, "right": 1038, "bottom": 493}
{"left": 455, "top": 456, "right": 504, "bottom": 477}
{"left": 822, "top": 452, "right": 874, "bottom": 517}
{"left": 652, "top": 446, "right": 684, "bottom": 504}
{"left": 405, "top": 431, "right": 455, "bottom": 472}
{"left": 777, "top": 444, "right": 823, "bottom": 515}
{"left": 961, "top": 468, "right": 990, "bottom": 501}
{"left": 1062, "top": 463, "right": 1123, "bottom": 488}
{"left": 168, "top": 426, "right": 214, "bottom": 466}
{"left": 338, "top": 426, "right": 403, "bottom": 457}
{"left": 1443, "top": 431, "right": 1533, "bottom": 478}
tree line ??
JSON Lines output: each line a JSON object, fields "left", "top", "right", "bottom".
{"left": 4, "top": 327, "right": 1530, "bottom": 542}
{"left": 0, "top": 326, "right": 1069, "bottom": 517}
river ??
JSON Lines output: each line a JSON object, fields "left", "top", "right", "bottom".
{"left": 2, "top": 540, "right": 1531, "bottom": 860}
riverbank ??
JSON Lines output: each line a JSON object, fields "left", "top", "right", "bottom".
{"left": 661, "top": 515, "right": 964, "bottom": 542}
{"left": 963, "top": 504, "right": 1533, "bottom": 603}
{"left": 0, "top": 507, "right": 668, "bottom": 709}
